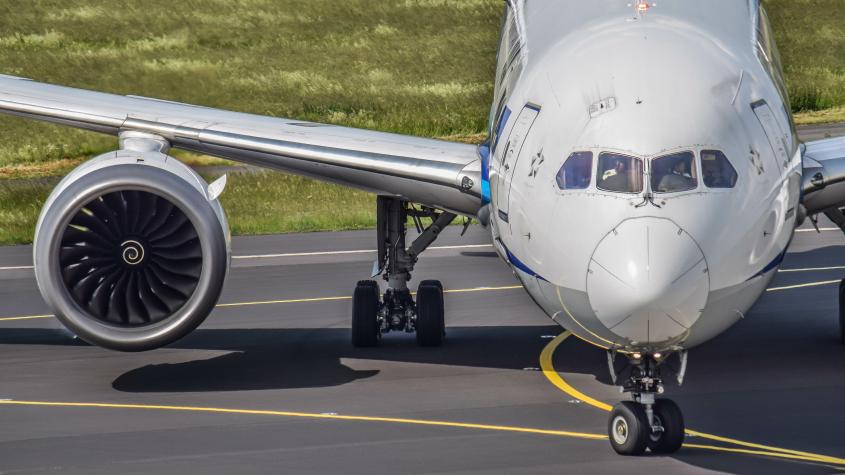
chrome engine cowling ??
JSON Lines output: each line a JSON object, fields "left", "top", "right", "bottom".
{"left": 33, "top": 150, "right": 230, "bottom": 351}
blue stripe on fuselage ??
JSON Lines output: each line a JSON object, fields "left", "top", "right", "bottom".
{"left": 746, "top": 235, "right": 794, "bottom": 281}
{"left": 479, "top": 144, "right": 491, "bottom": 204}
{"left": 502, "top": 242, "right": 547, "bottom": 282}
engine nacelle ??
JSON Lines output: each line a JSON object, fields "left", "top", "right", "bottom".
{"left": 34, "top": 150, "right": 230, "bottom": 351}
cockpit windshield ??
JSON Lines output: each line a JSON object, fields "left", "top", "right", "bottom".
{"left": 651, "top": 151, "right": 697, "bottom": 193}
{"left": 556, "top": 151, "right": 592, "bottom": 190}
{"left": 597, "top": 152, "right": 643, "bottom": 193}
{"left": 557, "top": 149, "right": 736, "bottom": 195}
{"left": 701, "top": 150, "right": 738, "bottom": 188}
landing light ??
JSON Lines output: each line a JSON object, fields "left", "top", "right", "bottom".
{"left": 630, "top": 1, "right": 656, "bottom": 14}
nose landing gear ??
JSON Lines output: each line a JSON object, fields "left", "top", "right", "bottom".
{"left": 351, "top": 197, "right": 454, "bottom": 348}
{"left": 607, "top": 352, "right": 686, "bottom": 455}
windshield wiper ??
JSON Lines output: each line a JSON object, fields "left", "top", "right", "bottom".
{"left": 634, "top": 191, "right": 662, "bottom": 209}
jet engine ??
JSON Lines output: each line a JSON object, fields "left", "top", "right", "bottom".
{"left": 33, "top": 148, "right": 230, "bottom": 351}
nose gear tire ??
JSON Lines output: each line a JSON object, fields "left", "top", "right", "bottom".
{"left": 416, "top": 280, "right": 445, "bottom": 347}
{"left": 646, "top": 399, "right": 685, "bottom": 454}
{"left": 352, "top": 280, "right": 380, "bottom": 347}
{"left": 609, "top": 402, "right": 649, "bottom": 455}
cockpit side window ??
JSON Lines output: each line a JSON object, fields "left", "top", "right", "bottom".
{"left": 651, "top": 151, "right": 697, "bottom": 193}
{"left": 556, "top": 151, "right": 592, "bottom": 190}
{"left": 701, "top": 150, "right": 738, "bottom": 189}
{"left": 597, "top": 152, "right": 643, "bottom": 193}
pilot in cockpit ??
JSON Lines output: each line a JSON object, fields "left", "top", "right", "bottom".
{"left": 656, "top": 161, "right": 694, "bottom": 192}
{"left": 702, "top": 151, "right": 727, "bottom": 188}
{"left": 601, "top": 158, "right": 629, "bottom": 191}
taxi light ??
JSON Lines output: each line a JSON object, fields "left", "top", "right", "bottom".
{"left": 633, "top": 1, "right": 654, "bottom": 14}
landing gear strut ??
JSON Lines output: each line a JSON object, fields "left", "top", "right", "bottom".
{"left": 607, "top": 352, "right": 686, "bottom": 455}
{"left": 351, "top": 197, "right": 454, "bottom": 347}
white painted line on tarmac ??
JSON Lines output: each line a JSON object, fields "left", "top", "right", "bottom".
{"left": 0, "top": 244, "right": 494, "bottom": 271}
{"left": 231, "top": 243, "right": 492, "bottom": 260}
{"left": 780, "top": 265, "right": 845, "bottom": 273}
{"left": 766, "top": 279, "right": 840, "bottom": 292}
{"left": 0, "top": 265, "right": 34, "bottom": 271}
{"left": 795, "top": 227, "right": 838, "bottom": 233}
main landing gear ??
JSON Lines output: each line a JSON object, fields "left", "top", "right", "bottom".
{"left": 607, "top": 352, "right": 687, "bottom": 455}
{"left": 351, "top": 197, "right": 455, "bottom": 348}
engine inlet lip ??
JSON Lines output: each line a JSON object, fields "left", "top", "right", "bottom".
{"left": 34, "top": 163, "right": 229, "bottom": 351}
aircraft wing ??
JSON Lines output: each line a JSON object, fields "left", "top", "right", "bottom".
{"left": 801, "top": 135, "right": 845, "bottom": 226}
{"left": 0, "top": 75, "right": 483, "bottom": 216}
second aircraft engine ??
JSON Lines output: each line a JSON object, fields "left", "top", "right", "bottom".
{"left": 33, "top": 149, "right": 230, "bottom": 351}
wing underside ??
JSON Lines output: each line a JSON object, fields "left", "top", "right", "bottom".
{"left": 801, "top": 135, "right": 845, "bottom": 227}
{"left": 0, "top": 75, "right": 483, "bottom": 216}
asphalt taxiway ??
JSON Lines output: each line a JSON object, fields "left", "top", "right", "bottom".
{"left": 1, "top": 218, "right": 845, "bottom": 474}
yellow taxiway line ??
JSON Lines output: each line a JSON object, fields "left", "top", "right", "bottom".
{"left": 0, "top": 276, "right": 841, "bottom": 322}
{"left": 0, "top": 285, "right": 524, "bottom": 321}
{"left": 1, "top": 281, "right": 843, "bottom": 467}
{"left": 539, "top": 332, "right": 845, "bottom": 467}
{"left": 0, "top": 314, "right": 54, "bottom": 322}
{"left": 0, "top": 399, "right": 605, "bottom": 441}
{"left": 0, "top": 398, "right": 839, "bottom": 469}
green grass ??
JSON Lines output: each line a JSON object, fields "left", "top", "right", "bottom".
{"left": 0, "top": 171, "right": 376, "bottom": 246}
{"left": 215, "top": 172, "right": 376, "bottom": 236}
{"left": 765, "top": 0, "right": 845, "bottom": 113}
{"left": 774, "top": 0, "right": 844, "bottom": 118}
{"left": 0, "top": 179, "right": 55, "bottom": 245}
{"left": 0, "top": 0, "right": 501, "bottom": 168}
{"left": 0, "top": 0, "right": 842, "bottom": 245}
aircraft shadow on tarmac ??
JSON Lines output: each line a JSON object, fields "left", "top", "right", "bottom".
{"left": 0, "top": 325, "right": 560, "bottom": 392}
{"left": 112, "top": 326, "right": 563, "bottom": 392}
{"left": 2, "top": 323, "right": 843, "bottom": 474}
{"left": 2, "top": 245, "right": 845, "bottom": 473}
{"left": 459, "top": 251, "right": 500, "bottom": 258}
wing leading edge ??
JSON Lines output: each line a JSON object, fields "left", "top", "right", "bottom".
{"left": 0, "top": 75, "right": 483, "bottom": 215}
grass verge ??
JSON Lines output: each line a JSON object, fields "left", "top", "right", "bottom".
{"left": 0, "top": 1, "right": 842, "bottom": 245}
{"left": 0, "top": 170, "right": 377, "bottom": 246}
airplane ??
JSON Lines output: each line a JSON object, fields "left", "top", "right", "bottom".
{"left": 1, "top": 0, "right": 844, "bottom": 456}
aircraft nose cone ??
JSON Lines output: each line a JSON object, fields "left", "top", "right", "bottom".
{"left": 587, "top": 218, "right": 708, "bottom": 345}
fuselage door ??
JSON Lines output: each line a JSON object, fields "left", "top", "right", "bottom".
{"left": 752, "top": 100, "right": 789, "bottom": 174}
{"left": 496, "top": 103, "right": 540, "bottom": 220}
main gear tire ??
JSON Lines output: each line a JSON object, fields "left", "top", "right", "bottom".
{"left": 415, "top": 280, "right": 445, "bottom": 347}
{"left": 352, "top": 280, "right": 380, "bottom": 347}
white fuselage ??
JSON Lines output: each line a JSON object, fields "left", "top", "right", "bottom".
{"left": 486, "top": 1, "right": 801, "bottom": 353}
